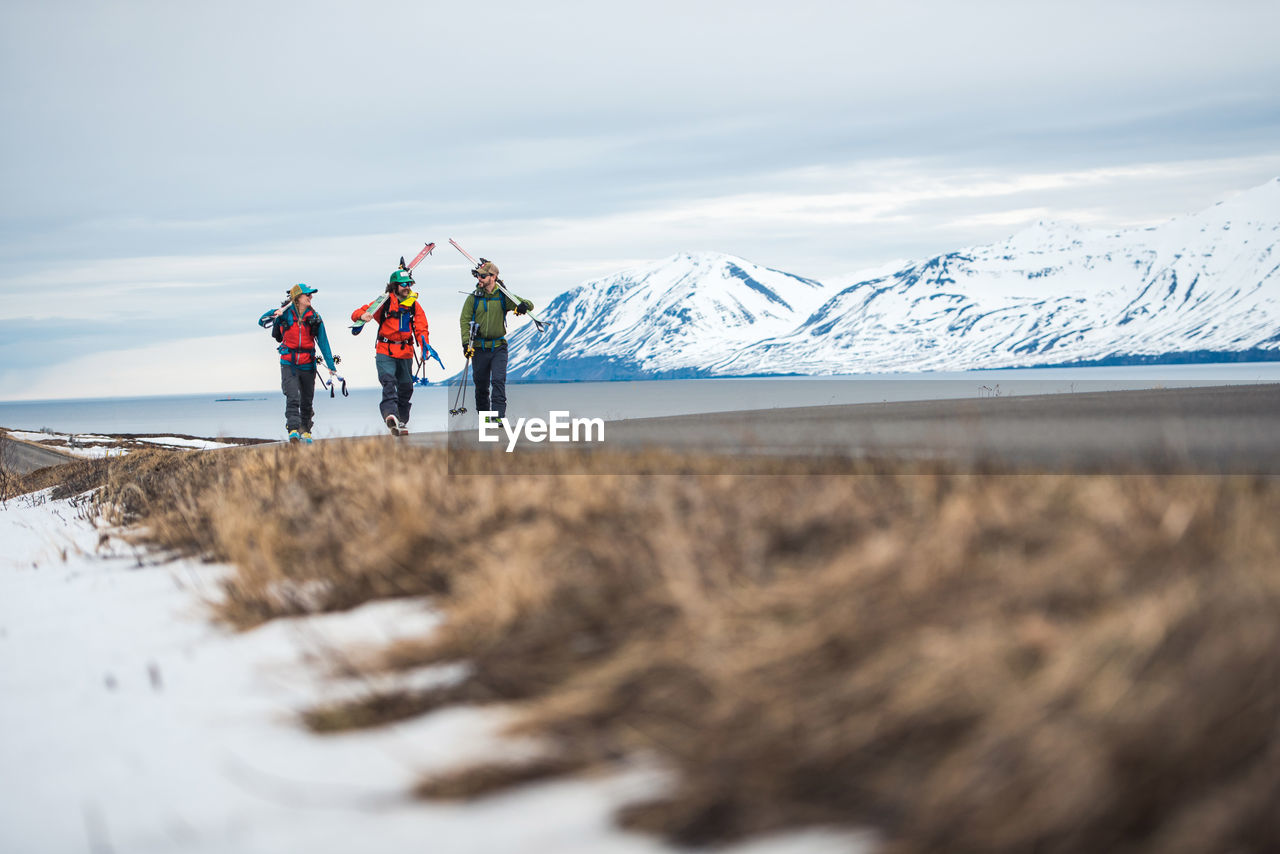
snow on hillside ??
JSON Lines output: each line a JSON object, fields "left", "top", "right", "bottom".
{"left": 713, "top": 177, "right": 1280, "bottom": 375}
{"left": 503, "top": 179, "right": 1280, "bottom": 381}
{"left": 504, "top": 252, "right": 830, "bottom": 381}
{"left": 0, "top": 491, "right": 866, "bottom": 854}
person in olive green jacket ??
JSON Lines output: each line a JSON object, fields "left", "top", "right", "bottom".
{"left": 459, "top": 261, "right": 533, "bottom": 422}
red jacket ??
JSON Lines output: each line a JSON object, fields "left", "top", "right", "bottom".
{"left": 281, "top": 306, "right": 319, "bottom": 366}
{"left": 352, "top": 293, "right": 429, "bottom": 360}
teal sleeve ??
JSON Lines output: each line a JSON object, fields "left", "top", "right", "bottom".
{"left": 316, "top": 320, "right": 336, "bottom": 372}
{"left": 258, "top": 309, "right": 277, "bottom": 329}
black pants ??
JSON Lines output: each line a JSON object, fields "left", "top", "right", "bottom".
{"left": 376, "top": 354, "right": 414, "bottom": 424}
{"left": 472, "top": 345, "right": 508, "bottom": 418}
{"left": 280, "top": 364, "right": 317, "bottom": 432}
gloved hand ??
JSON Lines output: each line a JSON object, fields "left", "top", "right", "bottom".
{"left": 515, "top": 301, "right": 532, "bottom": 316}
{"left": 463, "top": 345, "right": 474, "bottom": 359}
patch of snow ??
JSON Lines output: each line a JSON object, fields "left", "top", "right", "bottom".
{"left": 6, "top": 430, "right": 75, "bottom": 442}
{"left": 59, "top": 445, "right": 131, "bottom": 458}
{"left": 132, "top": 436, "right": 241, "bottom": 450}
{"left": 0, "top": 494, "right": 871, "bottom": 854}
{"left": 4, "top": 430, "right": 243, "bottom": 455}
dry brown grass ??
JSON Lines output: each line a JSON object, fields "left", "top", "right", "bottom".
{"left": 102, "top": 438, "right": 1280, "bottom": 853}
{"left": 0, "top": 446, "right": 194, "bottom": 502}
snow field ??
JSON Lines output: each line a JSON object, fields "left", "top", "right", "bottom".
{"left": 0, "top": 491, "right": 866, "bottom": 854}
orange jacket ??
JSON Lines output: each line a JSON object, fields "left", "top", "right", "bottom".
{"left": 352, "top": 293, "right": 429, "bottom": 360}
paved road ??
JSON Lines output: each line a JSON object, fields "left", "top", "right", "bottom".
{"left": 0, "top": 436, "right": 76, "bottom": 475}
{"left": 434, "top": 383, "right": 1280, "bottom": 473}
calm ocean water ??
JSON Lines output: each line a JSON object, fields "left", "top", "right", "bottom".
{"left": 1, "top": 363, "right": 1277, "bottom": 440}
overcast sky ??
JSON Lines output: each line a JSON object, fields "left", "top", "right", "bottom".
{"left": 2, "top": 0, "right": 1279, "bottom": 399}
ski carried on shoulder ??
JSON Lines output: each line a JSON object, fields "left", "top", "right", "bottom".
{"left": 350, "top": 295, "right": 389, "bottom": 336}
{"left": 448, "top": 238, "right": 548, "bottom": 331}
{"left": 351, "top": 242, "right": 435, "bottom": 335}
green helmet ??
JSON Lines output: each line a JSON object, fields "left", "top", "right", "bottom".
{"left": 389, "top": 269, "right": 414, "bottom": 286}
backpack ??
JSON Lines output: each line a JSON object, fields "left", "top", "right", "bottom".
{"left": 272, "top": 305, "right": 320, "bottom": 343}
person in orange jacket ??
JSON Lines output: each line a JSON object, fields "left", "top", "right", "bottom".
{"left": 352, "top": 269, "right": 429, "bottom": 435}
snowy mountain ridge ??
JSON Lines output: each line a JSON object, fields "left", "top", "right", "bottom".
{"left": 506, "top": 178, "right": 1280, "bottom": 381}
{"left": 506, "top": 252, "right": 829, "bottom": 381}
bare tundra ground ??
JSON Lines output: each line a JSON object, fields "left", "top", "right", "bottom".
{"left": 15, "top": 439, "right": 1280, "bottom": 854}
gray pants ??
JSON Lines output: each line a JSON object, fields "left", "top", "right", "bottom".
{"left": 472, "top": 345, "right": 508, "bottom": 418}
{"left": 376, "top": 354, "right": 414, "bottom": 424}
{"left": 280, "top": 364, "right": 317, "bottom": 432}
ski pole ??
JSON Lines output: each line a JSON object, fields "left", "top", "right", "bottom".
{"left": 317, "top": 366, "right": 348, "bottom": 398}
{"left": 450, "top": 331, "right": 475, "bottom": 416}
{"left": 333, "top": 355, "right": 349, "bottom": 397}
{"left": 413, "top": 351, "right": 431, "bottom": 388}
{"left": 425, "top": 343, "right": 445, "bottom": 372}
{"left": 450, "top": 358, "right": 471, "bottom": 415}
{"left": 411, "top": 336, "right": 443, "bottom": 387}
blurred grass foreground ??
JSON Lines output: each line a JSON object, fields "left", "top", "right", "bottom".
{"left": 27, "top": 441, "right": 1280, "bottom": 853}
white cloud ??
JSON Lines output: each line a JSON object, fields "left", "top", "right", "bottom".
{"left": 446, "top": 154, "right": 1280, "bottom": 288}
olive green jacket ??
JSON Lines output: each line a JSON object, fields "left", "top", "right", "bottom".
{"left": 460, "top": 286, "right": 533, "bottom": 350}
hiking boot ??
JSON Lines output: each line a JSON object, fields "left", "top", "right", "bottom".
{"left": 301, "top": 432, "right": 313, "bottom": 444}
{"left": 385, "top": 414, "right": 401, "bottom": 435}
{"left": 288, "top": 430, "right": 301, "bottom": 444}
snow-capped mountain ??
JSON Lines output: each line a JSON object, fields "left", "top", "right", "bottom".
{"left": 712, "top": 178, "right": 1280, "bottom": 375}
{"left": 505, "top": 179, "right": 1280, "bottom": 381}
{"left": 505, "top": 252, "right": 829, "bottom": 381}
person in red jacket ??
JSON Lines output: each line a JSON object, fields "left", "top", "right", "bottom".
{"left": 258, "top": 283, "right": 338, "bottom": 444}
{"left": 352, "top": 269, "right": 430, "bottom": 435}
